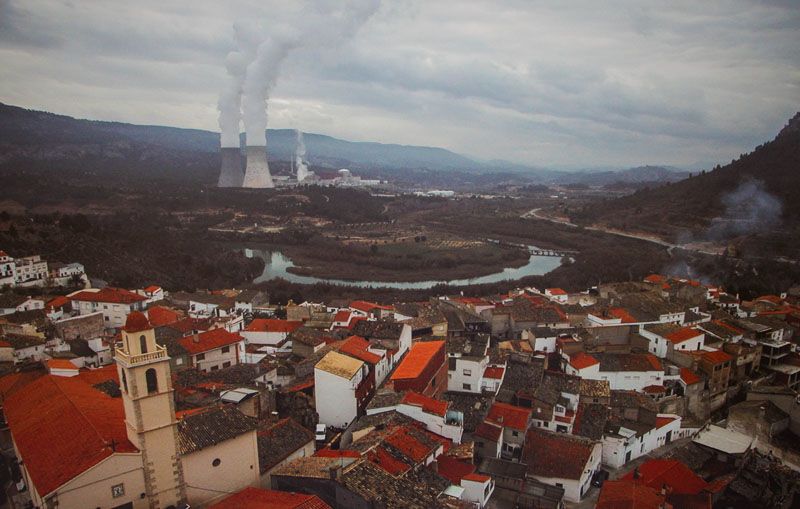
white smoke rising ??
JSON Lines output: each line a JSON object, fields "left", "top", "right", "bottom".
{"left": 707, "top": 179, "right": 782, "bottom": 240}
{"left": 217, "top": 22, "right": 262, "bottom": 148}
{"left": 295, "top": 129, "right": 310, "bottom": 182}
{"left": 231, "top": 0, "right": 381, "bottom": 147}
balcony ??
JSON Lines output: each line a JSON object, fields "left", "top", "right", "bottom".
{"left": 115, "top": 343, "right": 167, "bottom": 365}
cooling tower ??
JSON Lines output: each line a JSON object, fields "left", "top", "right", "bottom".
{"left": 242, "top": 146, "right": 274, "bottom": 188}
{"left": 218, "top": 147, "right": 244, "bottom": 187}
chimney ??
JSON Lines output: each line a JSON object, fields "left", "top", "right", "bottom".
{"left": 192, "top": 334, "right": 200, "bottom": 344}
{"left": 242, "top": 146, "right": 274, "bottom": 188}
{"left": 632, "top": 467, "right": 640, "bottom": 479}
{"left": 218, "top": 147, "right": 244, "bottom": 187}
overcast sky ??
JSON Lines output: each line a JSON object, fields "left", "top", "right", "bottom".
{"left": 1, "top": 0, "right": 798, "bottom": 169}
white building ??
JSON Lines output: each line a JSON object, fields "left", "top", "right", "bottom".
{"left": 581, "top": 354, "right": 665, "bottom": 391}
{"left": 640, "top": 324, "right": 705, "bottom": 358}
{"left": 241, "top": 319, "right": 302, "bottom": 353}
{"left": 177, "top": 329, "right": 244, "bottom": 373}
{"left": 136, "top": 285, "right": 164, "bottom": 304}
{"left": 0, "top": 250, "right": 16, "bottom": 288}
{"left": 602, "top": 414, "right": 682, "bottom": 468}
{"left": 314, "top": 351, "right": 369, "bottom": 428}
{"left": 69, "top": 287, "right": 147, "bottom": 329}
{"left": 395, "top": 392, "right": 464, "bottom": 444}
{"left": 524, "top": 429, "right": 602, "bottom": 503}
{"left": 461, "top": 473, "right": 494, "bottom": 508}
{"left": 13, "top": 255, "right": 48, "bottom": 287}
{"left": 49, "top": 262, "right": 86, "bottom": 286}
{"left": 0, "top": 295, "right": 45, "bottom": 316}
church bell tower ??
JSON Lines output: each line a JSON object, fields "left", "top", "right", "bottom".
{"left": 115, "top": 311, "right": 186, "bottom": 508}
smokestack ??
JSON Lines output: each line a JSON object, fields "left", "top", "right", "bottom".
{"left": 218, "top": 147, "right": 244, "bottom": 187}
{"left": 242, "top": 146, "right": 274, "bottom": 188}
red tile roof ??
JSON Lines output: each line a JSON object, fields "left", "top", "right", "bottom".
{"left": 146, "top": 306, "right": 182, "bottom": 327}
{"left": 621, "top": 459, "right": 708, "bottom": 495}
{"left": 570, "top": 352, "right": 600, "bottom": 370}
{"left": 143, "top": 285, "right": 161, "bottom": 293}
{"left": 437, "top": 455, "right": 476, "bottom": 484}
{"left": 643, "top": 385, "right": 667, "bottom": 394}
{"left": 462, "top": 473, "right": 491, "bottom": 483}
{"left": 401, "top": 391, "right": 449, "bottom": 417}
{"left": 367, "top": 446, "right": 412, "bottom": 475}
{"left": 699, "top": 349, "right": 732, "bottom": 364}
{"left": 656, "top": 416, "right": 676, "bottom": 429}
{"left": 339, "top": 335, "right": 382, "bottom": 365}
{"left": 47, "top": 359, "right": 78, "bottom": 371}
{"left": 209, "top": 487, "right": 332, "bottom": 509}
{"left": 609, "top": 307, "right": 638, "bottom": 324}
{"left": 384, "top": 426, "right": 437, "bottom": 463}
{"left": 350, "top": 300, "right": 392, "bottom": 313}
{"left": 390, "top": 340, "right": 445, "bottom": 381}
{"left": 333, "top": 310, "right": 352, "bottom": 322}
{"left": 314, "top": 448, "right": 361, "bottom": 458}
{"left": 474, "top": 421, "right": 503, "bottom": 442}
{"left": 0, "top": 371, "right": 45, "bottom": 399}
{"left": 178, "top": 328, "right": 243, "bottom": 355}
{"left": 486, "top": 402, "right": 532, "bottom": 431}
{"left": 644, "top": 274, "right": 666, "bottom": 284}
{"left": 680, "top": 368, "right": 702, "bottom": 386}
{"left": 483, "top": 366, "right": 505, "bottom": 380}
{"left": 665, "top": 327, "right": 703, "bottom": 344}
{"left": 122, "top": 311, "right": 152, "bottom": 333}
{"left": 246, "top": 318, "right": 303, "bottom": 334}
{"left": 523, "top": 428, "right": 597, "bottom": 480}
{"left": 45, "top": 295, "right": 70, "bottom": 311}
{"left": 597, "top": 480, "right": 666, "bottom": 509}
{"left": 4, "top": 375, "right": 137, "bottom": 495}
{"left": 70, "top": 287, "right": 145, "bottom": 304}
{"left": 547, "top": 288, "right": 567, "bottom": 295}
{"left": 75, "top": 365, "right": 119, "bottom": 386}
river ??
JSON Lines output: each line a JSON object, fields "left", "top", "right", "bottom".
{"left": 245, "top": 248, "right": 562, "bottom": 289}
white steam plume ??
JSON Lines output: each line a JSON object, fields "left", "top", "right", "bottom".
{"left": 217, "top": 22, "right": 263, "bottom": 148}
{"left": 707, "top": 179, "right": 782, "bottom": 240}
{"left": 295, "top": 129, "right": 309, "bottom": 182}
{"left": 239, "top": 0, "right": 381, "bottom": 147}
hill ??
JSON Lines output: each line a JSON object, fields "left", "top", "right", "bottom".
{"left": 0, "top": 103, "right": 486, "bottom": 178}
{"left": 554, "top": 165, "right": 690, "bottom": 187}
{"left": 571, "top": 113, "right": 800, "bottom": 258}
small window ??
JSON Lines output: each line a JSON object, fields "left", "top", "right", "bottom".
{"left": 210, "top": 365, "right": 219, "bottom": 371}
{"left": 111, "top": 483, "right": 125, "bottom": 498}
{"left": 512, "top": 430, "right": 519, "bottom": 437}
{"left": 212, "top": 458, "right": 221, "bottom": 467}
{"left": 145, "top": 368, "right": 158, "bottom": 394}
{"left": 222, "top": 346, "right": 230, "bottom": 354}
{"left": 462, "top": 383, "right": 471, "bottom": 390}
{"left": 222, "top": 361, "right": 231, "bottom": 368}
{"left": 196, "top": 353, "right": 206, "bottom": 361}
{"left": 462, "top": 369, "right": 472, "bottom": 376}
{"left": 140, "top": 335, "right": 148, "bottom": 354}
{"left": 176, "top": 358, "right": 183, "bottom": 365}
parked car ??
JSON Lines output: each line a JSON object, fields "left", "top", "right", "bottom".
{"left": 591, "top": 469, "right": 610, "bottom": 487}
{"left": 315, "top": 423, "right": 327, "bottom": 443}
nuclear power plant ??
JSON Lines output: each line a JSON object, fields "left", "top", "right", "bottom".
{"left": 242, "top": 145, "right": 274, "bottom": 188}
{"left": 217, "top": 147, "right": 244, "bottom": 187}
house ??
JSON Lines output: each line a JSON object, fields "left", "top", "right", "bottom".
{"left": 395, "top": 392, "right": 464, "bottom": 443}
{"left": 446, "top": 335, "right": 491, "bottom": 394}
{"left": 242, "top": 318, "right": 302, "bottom": 353}
{"left": 350, "top": 319, "right": 412, "bottom": 365}
{"left": 4, "top": 333, "right": 46, "bottom": 362}
{"left": 177, "top": 329, "right": 244, "bottom": 372}
{"left": 597, "top": 480, "right": 669, "bottom": 509}
{"left": 602, "top": 414, "right": 683, "bottom": 468}
{"left": 314, "top": 350, "right": 371, "bottom": 428}
{"left": 544, "top": 288, "right": 568, "bottom": 304}
{"left": 583, "top": 353, "right": 665, "bottom": 391}
{"left": 137, "top": 284, "right": 164, "bottom": 303}
{"left": 0, "top": 251, "right": 14, "bottom": 288}
{"left": 640, "top": 324, "right": 705, "bottom": 358}
{"left": 46, "top": 359, "right": 80, "bottom": 377}
{"left": 290, "top": 326, "right": 333, "bottom": 358}
{"left": 256, "top": 418, "right": 315, "bottom": 486}
{"left": 69, "top": 287, "right": 147, "bottom": 328}
{"left": 694, "top": 349, "right": 733, "bottom": 410}
{"left": 48, "top": 262, "right": 85, "bottom": 286}
{"left": 619, "top": 459, "right": 711, "bottom": 506}
{"left": 480, "top": 402, "right": 532, "bottom": 461}
{"left": 349, "top": 300, "right": 394, "bottom": 319}
{"left": 390, "top": 340, "right": 447, "bottom": 397}
{"left": 523, "top": 428, "right": 601, "bottom": 503}
{"left": 13, "top": 255, "right": 48, "bottom": 287}
{"left": 177, "top": 405, "right": 261, "bottom": 506}
{"left": 478, "top": 458, "right": 564, "bottom": 509}
{"left": 339, "top": 335, "right": 390, "bottom": 386}
{"left": 233, "top": 290, "right": 270, "bottom": 316}
{"left": 208, "top": 487, "right": 331, "bottom": 509}
{"left": 0, "top": 294, "right": 45, "bottom": 316}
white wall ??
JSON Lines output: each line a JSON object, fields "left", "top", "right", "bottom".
{"left": 529, "top": 443, "right": 601, "bottom": 503}
{"left": 192, "top": 342, "right": 241, "bottom": 372}
{"left": 314, "top": 368, "right": 359, "bottom": 428}
{"left": 583, "top": 369, "right": 664, "bottom": 391}
{"left": 448, "top": 355, "right": 487, "bottom": 394}
{"left": 396, "top": 403, "right": 463, "bottom": 444}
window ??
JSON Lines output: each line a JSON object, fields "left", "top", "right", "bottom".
{"left": 222, "top": 361, "right": 231, "bottom": 368}
{"left": 462, "top": 369, "right": 472, "bottom": 376}
{"left": 145, "top": 368, "right": 158, "bottom": 394}
{"left": 543, "top": 422, "right": 549, "bottom": 428}
{"left": 196, "top": 353, "right": 206, "bottom": 361}
{"left": 139, "top": 335, "right": 148, "bottom": 354}
{"left": 462, "top": 383, "right": 471, "bottom": 390}
{"left": 176, "top": 358, "right": 183, "bottom": 365}
{"left": 210, "top": 365, "right": 219, "bottom": 371}
{"left": 512, "top": 430, "right": 519, "bottom": 437}
{"left": 222, "top": 346, "right": 230, "bottom": 354}
{"left": 111, "top": 483, "right": 125, "bottom": 498}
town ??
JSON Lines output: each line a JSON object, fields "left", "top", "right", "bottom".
{"left": 0, "top": 247, "right": 798, "bottom": 509}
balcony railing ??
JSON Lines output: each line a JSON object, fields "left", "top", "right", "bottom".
{"left": 115, "top": 343, "right": 167, "bottom": 364}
